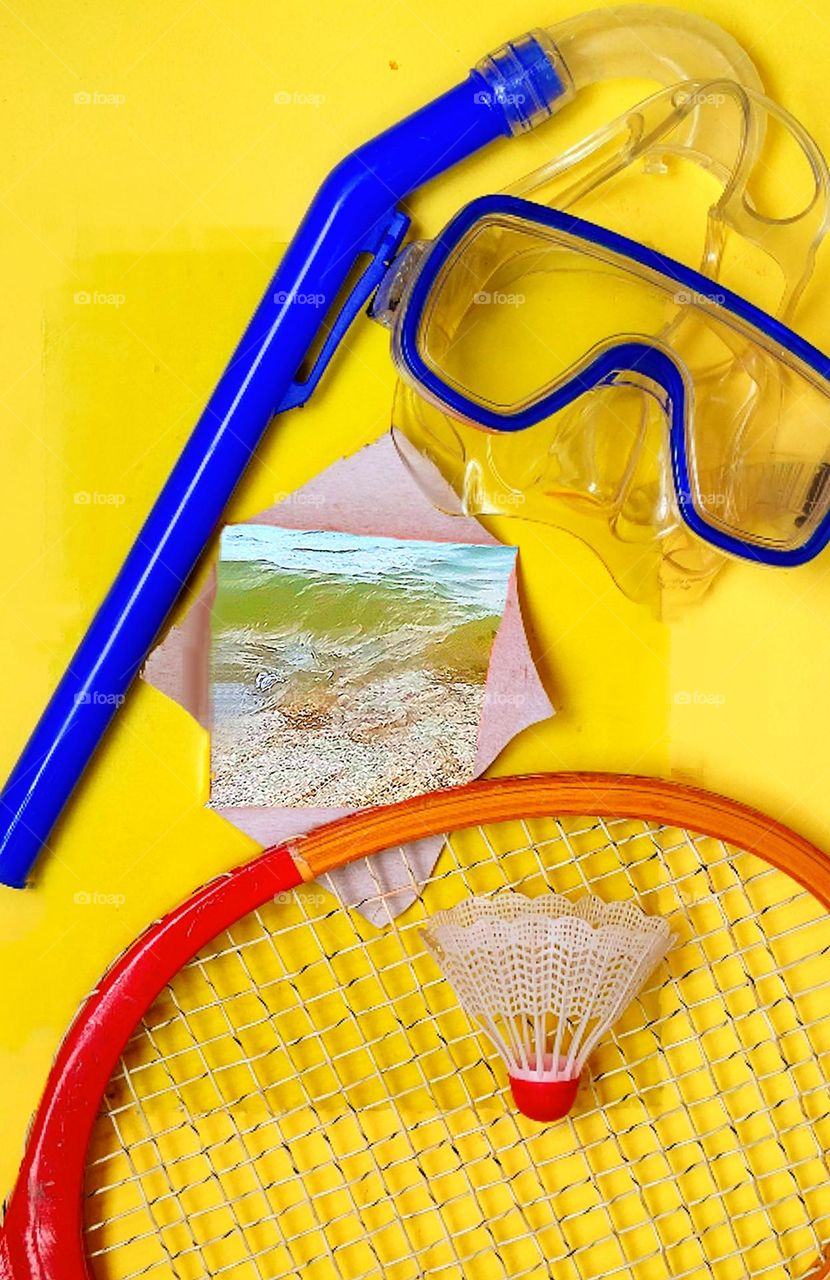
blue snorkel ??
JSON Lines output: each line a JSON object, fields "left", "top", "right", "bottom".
{"left": 0, "top": 8, "right": 770, "bottom": 886}
{"left": 0, "top": 34, "right": 571, "bottom": 887}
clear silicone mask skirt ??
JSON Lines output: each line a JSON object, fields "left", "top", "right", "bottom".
{"left": 384, "top": 81, "right": 830, "bottom": 614}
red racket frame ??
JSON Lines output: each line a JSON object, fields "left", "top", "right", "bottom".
{"left": 2, "top": 774, "right": 829, "bottom": 1280}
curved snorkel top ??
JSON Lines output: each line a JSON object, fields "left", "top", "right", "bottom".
{"left": 547, "top": 6, "right": 763, "bottom": 93}
{"left": 0, "top": 7, "right": 767, "bottom": 888}
{"left": 544, "top": 6, "right": 766, "bottom": 173}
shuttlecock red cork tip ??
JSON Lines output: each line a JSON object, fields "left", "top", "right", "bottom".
{"left": 508, "top": 1069, "right": 581, "bottom": 1122}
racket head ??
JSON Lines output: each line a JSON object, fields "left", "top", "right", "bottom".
{"left": 2, "top": 774, "right": 829, "bottom": 1280}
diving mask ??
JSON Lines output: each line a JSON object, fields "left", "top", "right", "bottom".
{"left": 377, "top": 80, "right": 830, "bottom": 607}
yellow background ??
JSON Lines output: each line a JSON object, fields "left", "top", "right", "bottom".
{"left": 1, "top": 0, "right": 830, "bottom": 1201}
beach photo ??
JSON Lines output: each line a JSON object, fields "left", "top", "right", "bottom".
{"left": 209, "top": 525, "right": 516, "bottom": 809}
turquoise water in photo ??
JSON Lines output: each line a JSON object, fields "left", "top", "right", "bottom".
{"left": 210, "top": 525, "right": 516, "bottom": 807}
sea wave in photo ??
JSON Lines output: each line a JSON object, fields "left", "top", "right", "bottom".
{"left": 210, "top": 525, "right": 516, "bottom": 808}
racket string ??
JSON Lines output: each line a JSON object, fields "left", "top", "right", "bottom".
{"left": 230, "top": 904, "right": 435, "bottom": 1280}
{"left": 311, "top": 851, "right": 553, "bottom": 1279}
{"left": 91, "top": 958, "right": 829, "bottom": 1184}
{"left": 83, "top": 815, "right": 830, "bottom": 1280}
{"left": 290, "top": 897, "right": 520, "bottom": 1279}
{"left": 530, "top": 819, "right": 827, "bottom": 1272}
{"left": 103, "top": 897, "right": 822, "bottom": 1104}
{"left": 99, "top": 1039, "right": 210, "bottom": 1280}
{"left": 699, "top": 843, "right": 830, "bottom": 1217}
{"left": 649, "top": 829, "right": 825, "bottom": 1266}
{"left": 87, "top": 921, "right": 824, "bottom": 1269}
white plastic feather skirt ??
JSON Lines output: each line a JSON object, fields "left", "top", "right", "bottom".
{"left": 421, "top": 894, "right": 673, "bottom": 1103}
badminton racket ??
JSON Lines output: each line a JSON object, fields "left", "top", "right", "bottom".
{"left": 1, "top": 773, "right": 828, "bottom": 1280}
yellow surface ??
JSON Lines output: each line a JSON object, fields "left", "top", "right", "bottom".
{"left": 1, "top": 0, "right": 830, "bottom": 1213}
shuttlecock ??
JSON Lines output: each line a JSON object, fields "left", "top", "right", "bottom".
{"left": 421, "top": 891, "right": 673, "bottom": 1122}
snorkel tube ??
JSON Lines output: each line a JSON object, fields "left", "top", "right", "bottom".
{"left": 0, "top": 9, "right": 764, "bottom": 887}
{"left": 547, "top": 7, "right": 762, "bottom": 91}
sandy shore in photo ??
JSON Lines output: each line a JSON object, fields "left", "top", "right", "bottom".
{"left": 210, "top": 668, "right": 483, "bottom": 808}
{"left": 208, "top": 526, "right": 515, "bottom": 809}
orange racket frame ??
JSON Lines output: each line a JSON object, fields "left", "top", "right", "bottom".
{"left": 1, "top": 773, "right": 829, "bottom": 1280}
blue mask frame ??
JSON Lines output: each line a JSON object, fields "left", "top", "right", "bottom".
{"left": 393, "top": 194, "right": 830, "bottom": 568}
